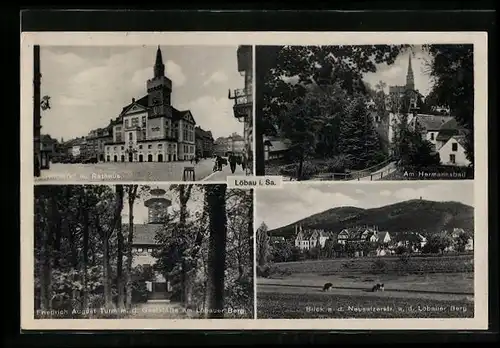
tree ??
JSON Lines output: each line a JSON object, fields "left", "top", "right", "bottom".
{"left": 205, "top": 184, "right": 228, "bottom": 319}
{"left": 95, "top": 185, "right": 124, "bottom": 309}
{"left": 256, "top": 222, "right": 270, "bottom": 267}
{"left": 169, "top": 184, "right": 194, "bottom": 305}
{"left": 424, "top": 44, "right": 474, "bottom": 163}
{"left": 308, "top": 245, "right": 321, "bottom": 260}
{"left": 455, "top": 229, "right": 473, "bottom": 252}
{"left": 257, "top": 45, "right": 408, "bottom": 175}
{"left": 34, "top": 185, "right": 125, "bottom": 317}
{"left": 36, "top": 186, "right": 55, "bottom": 310}
{"left": 271, "top": 239, "right": 293, "bottom": 262}
{"left": 391, "top": 114, "right": 440, "bottom": 168}
{"left": 224, "top": 189, "right": 254, "bottom": 317}
{"left": 124, "top": 185, "right": 151, "bottom": 309}
{"left": 424, "top": 232, "right": 454, "bottom": 254}
{"left": 338, "top": 95, "right": 383, "bottom": 169}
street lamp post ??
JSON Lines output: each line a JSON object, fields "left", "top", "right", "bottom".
{"left": 34, "top": 45, "right": 41, "bottom": 177}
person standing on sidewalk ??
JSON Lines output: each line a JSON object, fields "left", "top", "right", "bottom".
{"left": 229, "top": 153, "right": 237, "bottom": 174}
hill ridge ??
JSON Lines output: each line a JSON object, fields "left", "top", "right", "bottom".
{"left": 269, "top": 199, "right": 473, "bottom": 238}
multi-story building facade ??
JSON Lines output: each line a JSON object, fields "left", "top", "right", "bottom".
{"left": 213, "top": 133, "right": 245, "bottom": 156}
{"left": 228, "top": 45, "right": 253, "bottom": 171}
{"left": 194, "top": 126, "right": 214, "bottom": 158}
{"left": 105, "top": 46, "right": 196, "bottom": 163}
{"left": 86, "top": 126, "right": 113, "bottom": 162}
{"left": 39, "top": 134, "right": 57, "bottom": 169}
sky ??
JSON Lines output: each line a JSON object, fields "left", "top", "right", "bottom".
{"left": 362, "top": 45, "right": 434, "bottom": 96}
{"left": 39, "top": 46, "right": 245, "bottom": 141}
{"left": 256, "top": 182, "right": 474, "bottom": 231}
{"left": 121, "top": 184, "right": 205, "bottom": 224}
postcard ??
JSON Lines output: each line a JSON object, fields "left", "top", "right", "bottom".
{"left": 21, "top": 31, "right": 488, "bottom": 330}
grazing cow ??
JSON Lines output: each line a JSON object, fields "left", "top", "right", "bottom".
{"left": 322, "top": 282, "right": 333, "bottom": 291}
{"left": 371, "top": 283, "right": 385, "bottom": 292}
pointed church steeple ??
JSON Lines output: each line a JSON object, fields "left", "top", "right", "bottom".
{"left": 154, "top": 45, "right": 165, "bottom": 78}
{"left": 406, "top": 53, "right": 415, "bottom": 91}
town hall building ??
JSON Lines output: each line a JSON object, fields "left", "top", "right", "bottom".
{"left": 105, "top": 46, "right": 196, "bottom": 163}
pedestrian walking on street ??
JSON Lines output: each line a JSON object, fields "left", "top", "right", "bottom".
{"left": 229, "top": 153, "right": 237, "bottom": 174}
{"left": 241, "top": 153, "right": 247, "bottom": 172}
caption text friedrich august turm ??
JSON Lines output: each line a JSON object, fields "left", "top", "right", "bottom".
{"left": 227, "top": 176, "right": 283, "bottom": 189}
{"left": 36, "top": 306, "right": 247, "bottom": 317}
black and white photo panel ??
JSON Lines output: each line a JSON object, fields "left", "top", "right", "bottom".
{"left": 256, "top": 44, "right": 476, "bottom": 182}
{"left": 30, "top": 184, "right": 254, "bottom": 321}
{"left": 31, "top": 45, "right": 253, "bottom": 183}
{"left": 256, "top": 181, "right": 480, "bottom": 320}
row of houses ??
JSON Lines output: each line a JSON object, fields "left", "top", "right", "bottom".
{"left": 213, "top": 133, "right": 245, "bottom": 157}
{"left": 274, "top": 224, "right": 473, "bottom": 254}
{"left": 44, "top": 123, "right": 214, "bottom": 163}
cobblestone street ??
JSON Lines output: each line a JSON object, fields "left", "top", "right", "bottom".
{"left": 35, "top": 159, "right": 216, "bottom": 182}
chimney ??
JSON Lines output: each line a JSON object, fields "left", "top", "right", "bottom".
{"left": 132, "top": 98, "right": 135, "bottom": 103}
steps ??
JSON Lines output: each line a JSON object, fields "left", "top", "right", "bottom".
{"left": 148, "top": 291, "right": 171, "bottom": 301}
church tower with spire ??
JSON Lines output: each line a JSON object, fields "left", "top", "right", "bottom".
{"left": 147, "top": 46, "right": 173, "bottom": 118}
{"left": 405, "top": 53, "right": 415, "bottom": 91}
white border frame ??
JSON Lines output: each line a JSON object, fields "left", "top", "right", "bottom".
{"left": 21, "top": 31, "right": 488, "bottom": 330}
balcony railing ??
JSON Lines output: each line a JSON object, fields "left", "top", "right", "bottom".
{"left": 229, "top": 88, "right": 252, "bottom": 106}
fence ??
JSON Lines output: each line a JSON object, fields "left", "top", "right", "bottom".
{"left": 182, "top": 167, "right": 196, "bottom": 181}
{"left": 310, "top": 158, "right": 394, "bottom": 181}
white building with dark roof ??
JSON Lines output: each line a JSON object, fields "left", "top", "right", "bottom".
{"left": 263, "top": 136, "right": 292, "bottom": 161}
{"left": 438, "top": 134, "right": 471, "bottom": 166}
{"left": 411, "top": 114, "right": 455, "bottom": 149}
{"left": 105, "top": 46, "right": 196, "bottom": 163}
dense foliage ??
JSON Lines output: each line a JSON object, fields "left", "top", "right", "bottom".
{"left": 258, "top": 45, "right": 406, "bottom": 179}
{"left": 152, "top": 186, "right": 254, "bottom": 318}
{"left": 34, "top": 185, "right": 254, "bottom": 319}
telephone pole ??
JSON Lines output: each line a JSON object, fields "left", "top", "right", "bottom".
{"left": 34, "top": 45, "right": 41, "bottom": 177}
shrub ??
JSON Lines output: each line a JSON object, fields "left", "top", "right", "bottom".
{"left": 323, "top": 154, "right": 355, "bottom": 173}
{"left": 257, "top": 264, "right": 271, "bottom": 278}
{"left": 395, "top": 245, "right": 409, "bottom": 255}
{"left": 278, "top": 161, "right": 325, "bottom": 180}
{"left": 257, "top": 263, "right": 292, "bottom": 278}
{"left": 371, "top": 259, "right": 387, "bottom": 274}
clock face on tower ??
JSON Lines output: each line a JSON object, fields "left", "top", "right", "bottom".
{"left": 152, "top": 96, "right": 161, "bottom": 105}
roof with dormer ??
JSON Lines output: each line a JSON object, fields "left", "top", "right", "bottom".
{"left": 415, "top": 114, "right": 455, "bottom": 131}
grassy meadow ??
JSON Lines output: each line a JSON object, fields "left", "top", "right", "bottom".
{"left": 257, "top": 254, "right": 474, "bottom": 319}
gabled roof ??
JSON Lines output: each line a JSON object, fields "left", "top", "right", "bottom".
{"left": 439, "top": 118, "right": 459, "bottom": 130}
{"left": 392, "top": 231, "right": 425, "bottom": 243}
{"left": 120, "top": 95, "right": 149, "bottom": 115}
{"left": 415, "top": 114, "right": 454, "bottom": 131}
{"left": 264, "top": 137, "right": 292, "bottom": 152}
{"left": 308, "top": 229, "right": 329, "bottom": 240}
{"left": 174, "top": 109, "right": 195, "bottom": 124}
{"left": 195, "top": 126, "right": 213, "bottom": 139}
{"left": 338, "top": 229, "right": 350, "bottom": 236}
{"left": 435, "top": 118, "right": 468, "bottom": 142}
{"left": 378, "top": 231, "right": 391, "bottom": 241}
{"left": 40, "top": 134, "right": 56, "bottom": 144}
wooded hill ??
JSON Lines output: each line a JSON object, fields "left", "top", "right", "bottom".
{"left": 269, "top": 199, "right": 474, "bottom": 238}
